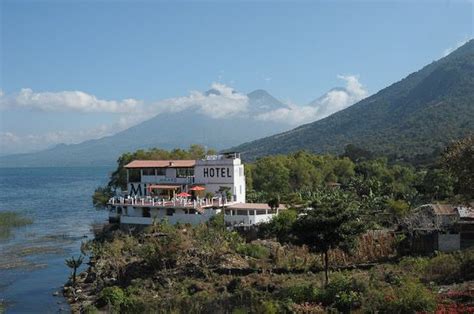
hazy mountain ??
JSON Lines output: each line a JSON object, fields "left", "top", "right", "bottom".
{"left": 230, "top": 40, "right": 474, "bottom": 163}
{"left": 0, "top": 90, "right": 289, "bottom": 167}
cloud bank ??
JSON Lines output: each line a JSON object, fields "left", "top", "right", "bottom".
{"left": 256, "top": 75, "right": 368, "bottom": 125}
{"left": 0, "top": 77, "right": 367, "bottom": 154}
{"left": 0, "top": 88, "right": 141, "bottom": 113}
{"left": 150, "top": 83, "right": 249, "bottom": 119}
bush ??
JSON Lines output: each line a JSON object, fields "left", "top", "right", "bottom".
{"left": 99, "top": 286, "right": 126, "bottom": 307}
{"left": 236, "top": 243, "right": 270, "bottom": 259}
{"left": 318, "top": 273, "right": 366, "bottom": 312}
{"left": 380, "top": 279, "right": 436, "bottom": 313}
{"left": 424, "top": 252, "right": 460, "bottom": 284}
{"left": 279, "top": 284, "right": 318, "bottom": 304}
{"left": 92, "top": 186, "right": 113, "bottom": 208}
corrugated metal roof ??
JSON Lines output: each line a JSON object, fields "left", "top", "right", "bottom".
{"left": 428, "top": 204, "right": 457, "bottom": 215}
{"left": 457, "top": 207, "right": 474, "bottom": 219}
{"left": 125, "top": 160, "right": 196, "bottom": 168}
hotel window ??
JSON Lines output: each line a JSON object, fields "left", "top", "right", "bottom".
{"left": 129, "top": 169, "right": 141, "bottom": 182}
{"left": 176, "top": 168, "right": 194, "bottom": 178}
{"left": 142, "top": 168, "right": 155, "bottom": 176}
{"left": 239, "top": 167, "right": 243, "bottom": 177}
{"left": 156, "top": 168, "right": 166, "bottom": 176}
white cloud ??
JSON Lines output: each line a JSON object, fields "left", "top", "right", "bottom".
{"left": 0, "top": 83, "right": 249, "bottom": 120}
{"left": 443, "top": 38, "right": 472, "bottom": 57}
{"left": 0, "top": 88, "right": 141, "bottom": 113}
{"left": 256, "top": 75, "right": 368, "bottom": 125}
{"left": 149, "top": 83, "right": 249, "bottom": 119}
{"left": 0, "top": 83, "right": 250, "bottom": 154}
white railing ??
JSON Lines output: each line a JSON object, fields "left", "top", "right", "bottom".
{"left": 108, "top": 196, "right": 232, "bottom": 208}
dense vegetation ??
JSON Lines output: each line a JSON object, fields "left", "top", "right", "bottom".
{"left": 231, "top": 40, "right": 474, "bottom": 164}
{"left": 80, "top": 138, "right": 473, "bottom": 312}
{"left": 66, "top": 219, "right": 474, "bottom": 313}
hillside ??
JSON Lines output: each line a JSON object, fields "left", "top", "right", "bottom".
{"left": 231, "top": 40, "right": 474, "bottom": 162}
{"left": 0, "top": 90, "right": 289, "bottom": 167}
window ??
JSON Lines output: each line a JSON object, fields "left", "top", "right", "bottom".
{"left": 176, "top": 168, "right": 194, "bottom": 178}
{"left": 143, "top": 208, "right": 151, "bottom": 218}
{"left": 156, "top": 168, "right": 166, "bottom": 176}
{"left": 239, "top": 167, "right": 243, "bottom": 177}
{"left": 142, "top": 168, "right": 155, "bottom": 176}
{"left": 166, "top": 208, "right": 175, "bottom": 216}
{"left": 236, "top": 210, "right": 247, "bottom": 216}
{"left": 129, "top": 169, "right": 141, "bottom": 182}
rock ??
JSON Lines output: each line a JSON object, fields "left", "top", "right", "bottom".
{"left": 76, "top": 289, "right": 83, "bottom": 293}
{"left": 84, "top": 271, "right": 97, "bottom": 283}
{"left": 53, "top": 291, "right": 59, "bottom": 296}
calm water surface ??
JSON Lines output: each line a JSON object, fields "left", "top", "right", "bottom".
{"left": 0, "top": 167, "right": 111, "bottom": 313}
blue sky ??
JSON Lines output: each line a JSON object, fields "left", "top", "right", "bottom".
{"left": 0, "top": 0, "right": 473, "bottom": 154}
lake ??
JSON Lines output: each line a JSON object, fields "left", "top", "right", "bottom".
{"left": 0, "top": 167, "right": 111, "bottom": 313}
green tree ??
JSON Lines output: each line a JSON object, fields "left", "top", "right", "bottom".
{"left": 420, "top": 168, "right": 454, "bottom": 201}
{"left": 65, "top": 255, "right": 84, "bottom": 285}
{"left": 253, "top": 156, "right": 291, "bottom": 194}
{"left": 442, "top": 135, "right": 474, "bottom": 200}
{"left": 290, "top": 191, "right": 366, "bottom": 285}
{"left": 259, "top": 209, "right": 298, "bottom": 243}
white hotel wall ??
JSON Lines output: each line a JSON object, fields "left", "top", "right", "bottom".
{"left": 194, "top": 158, "right": 246, "bottom": 203}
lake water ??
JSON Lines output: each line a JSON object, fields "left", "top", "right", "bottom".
{"left": 0, "top": 167, "right": 111, "bottom": 313}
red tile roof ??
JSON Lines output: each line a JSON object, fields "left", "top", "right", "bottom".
{"left": 125, "top": 160, "right": 196, "bottom": 168}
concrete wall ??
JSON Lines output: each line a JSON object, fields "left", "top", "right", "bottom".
{"left": 437, "top": 233, "right": 461, "bottom": 252}
{"left": 224, "top": 213, "right": 274, "bottom": 226}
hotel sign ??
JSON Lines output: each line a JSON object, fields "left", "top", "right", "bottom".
{"left": 203, "top": 167, "right": 232, "bottom": 178}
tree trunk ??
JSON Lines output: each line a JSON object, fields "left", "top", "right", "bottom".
{"left": 72, "top": 267, "right": 77, "bottom": 285}
{"left": 324, "top": 251, "right": 329, "bottom": 287}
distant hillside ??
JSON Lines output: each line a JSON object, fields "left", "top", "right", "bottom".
{"left": 0, "top": 90, "right": 289, "bottom": 167}
{"left": 231, "top": 40, "right": 474, "bottom": 163}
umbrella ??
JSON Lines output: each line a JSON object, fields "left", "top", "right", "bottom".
{"left": 189, "top": 186, "right": 205, "bottom": 191}
{"left": 176, "top": 192, "right": 191, "bottom": 197}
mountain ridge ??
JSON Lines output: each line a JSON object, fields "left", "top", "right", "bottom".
{"left": 230, "top": 40, "right": 474, "bottom": 162}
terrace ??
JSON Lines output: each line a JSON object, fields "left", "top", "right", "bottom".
{"left": 107, "top": 196, "right": 232, "bottom": 209}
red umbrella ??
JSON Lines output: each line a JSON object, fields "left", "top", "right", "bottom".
{"left": 176, "top": 192, "right": 191, "bottom": 197}
{"left": 189, "top": 186, "right": 205, "bottom": 191}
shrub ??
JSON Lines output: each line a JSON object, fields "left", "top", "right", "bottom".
{"left": 99, "top": 286, "right": 127, "bottom": 307}
{"left": 398, "top": 256, "right": 429, "bottom": 275}
{"left": 279, "top": 284, "right": 318, "bottom": 304}
{"left": 459, "top": 250, "right": 474, "bottom": 281}
{"left": 236, "top": 243, "right": 270, "bottom": 260}
{"left": 424, "top": 252, "right": 460, "bottom": 284}
{"left": 380, "top": 279, "right": 436, "bottom": 313}
{"left": 318, "top": 273, "right": 366, "bottom": 312}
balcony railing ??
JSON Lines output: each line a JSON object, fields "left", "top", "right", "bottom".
{"left": 108, "top": 196, "right": 232, "bottom": 208}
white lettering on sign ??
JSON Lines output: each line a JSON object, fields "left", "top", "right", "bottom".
{"left": 203, "top": 167, "right": 232, "bottom": 178}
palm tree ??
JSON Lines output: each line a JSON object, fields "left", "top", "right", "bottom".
{"left": 65, "top": 255, "right": 84, "bottom": 285}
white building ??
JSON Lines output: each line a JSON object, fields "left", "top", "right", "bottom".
{"left": 108, "top": 152, "right": 282, "bottom": 227}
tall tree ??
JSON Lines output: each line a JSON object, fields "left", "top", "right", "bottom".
{"left": 290, "top": 191, "right": 366, "bottom": 285}
{"left": 442, "top": 135, "right": 474, "bottom": 200}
